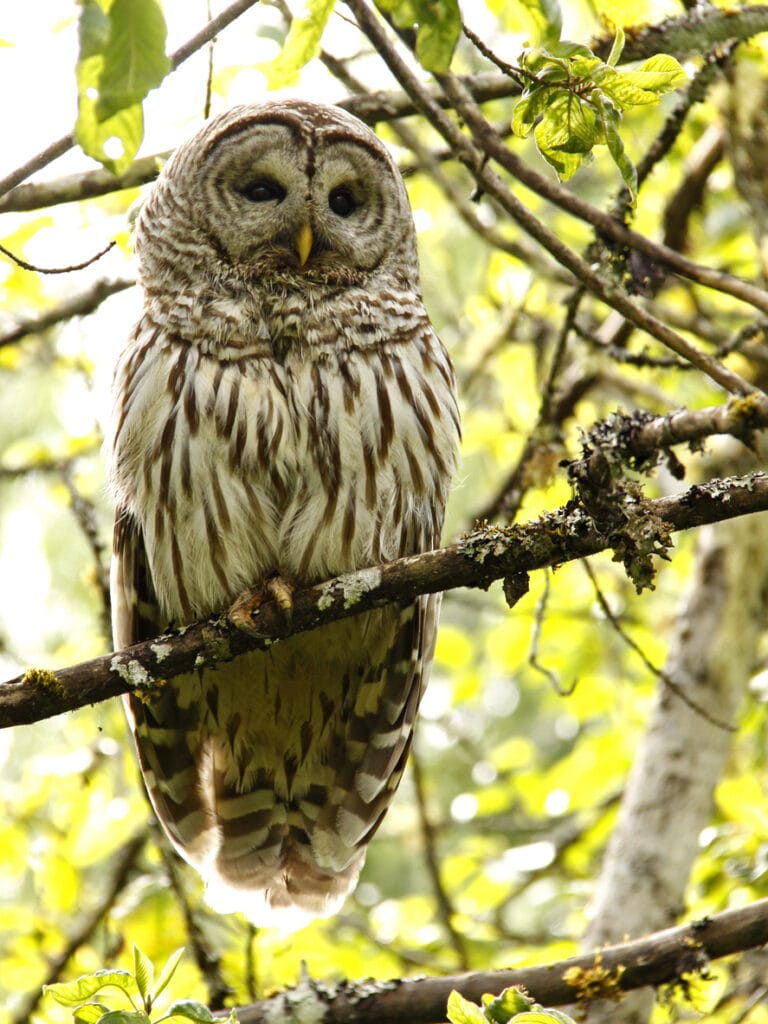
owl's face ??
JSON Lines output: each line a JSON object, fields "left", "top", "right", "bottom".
{"left": 139, "top": 101, "right": 417, "bottom": 288}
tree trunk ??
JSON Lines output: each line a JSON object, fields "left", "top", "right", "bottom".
{"left": 581, "top": 497, "right": 768, "bottom": 1023}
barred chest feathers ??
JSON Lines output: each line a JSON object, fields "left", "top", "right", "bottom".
{"left": 110, "top": 296, "right": 456, "bottom": 625}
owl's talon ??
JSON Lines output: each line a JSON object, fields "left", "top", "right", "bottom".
{"left": 229, "top": 576, "right": 294, "bottom": 632}
{"left": 266, "top": 575, "right": 294, "bottom": 614}
{"left": 229, "top": 587, "right": 266, "bottom": 632}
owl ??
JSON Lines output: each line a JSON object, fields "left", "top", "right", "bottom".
{"left": 108, "top": 100, "right": 461, "bottom": 930}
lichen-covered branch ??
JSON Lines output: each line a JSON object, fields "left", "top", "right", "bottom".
{"left": 229, "top": 897, "right": 768, "bottom": 1023}
{"left": 3, "top": 472, "right": 768, "bottom": 730}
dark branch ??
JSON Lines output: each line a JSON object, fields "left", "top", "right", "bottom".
{"left": 3, "top": 472, "right": 768, "bottom": 729}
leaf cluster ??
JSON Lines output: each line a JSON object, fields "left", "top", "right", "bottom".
{"left": 511, "top": 9, "right": 685, "bottom": 192}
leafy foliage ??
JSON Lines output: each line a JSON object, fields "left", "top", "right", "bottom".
{"left": 260, "top": 0, "right": 337, "bottom": 89}
{"left": 374, "top": 0, "right": 462, "bottom": 72}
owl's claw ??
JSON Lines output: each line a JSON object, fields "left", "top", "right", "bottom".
{"left": 229, "top": 574, "right": 294, "bottom": 632}
{"left": 266, "top": 574, "right": 295, "bottom": 613}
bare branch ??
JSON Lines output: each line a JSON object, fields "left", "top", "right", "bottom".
{"left": 3, "top": 472, "right": 768, "bottom": 729}
{"left": 0, "top": 277, "right": 135, "bottom": 349}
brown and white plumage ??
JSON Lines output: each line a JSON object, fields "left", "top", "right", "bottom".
{"left": 108, "top": 101, "right": 460, "bottom": 929}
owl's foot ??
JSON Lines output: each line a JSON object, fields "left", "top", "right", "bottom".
{"left": 229, "top": 574, "right": 295, "bottom": 632}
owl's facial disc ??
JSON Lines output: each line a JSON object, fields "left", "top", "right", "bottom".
{"left": 193, "top": 118, "right": 410, "bottom": 279}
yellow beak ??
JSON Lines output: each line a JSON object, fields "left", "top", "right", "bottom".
{"left": 295, "top": 222, "right": 313, "bottom": 266}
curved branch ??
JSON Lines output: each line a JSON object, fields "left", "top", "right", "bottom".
{"left": 3, "top": 472, "right": 768, "bottom": 729}
{"left": 229, "top": 897, "right": 768, "bottom": 1022}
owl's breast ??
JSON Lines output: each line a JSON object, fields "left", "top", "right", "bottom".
{"left": 110, "top": 306, "right": 458, "bottom": 624}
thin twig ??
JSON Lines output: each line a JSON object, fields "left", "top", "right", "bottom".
{"left": 527, "top": 573, "right": 577, "bottom": 696}
{"left": 582, "top": 559, "right": 736, "bottom": 732}
{"left": 410, "top": 750, "right": 470, "bottom": 970}
{"left": 0, "top": 239, "right": 115, "bottom": 275}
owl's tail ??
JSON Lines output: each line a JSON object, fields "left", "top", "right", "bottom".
{"left": 202, "top": 844, "right": 365, "bottom": 932}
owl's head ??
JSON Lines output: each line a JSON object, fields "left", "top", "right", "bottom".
{"left": 136, "top": 100, "right": 418, "bottom": 291}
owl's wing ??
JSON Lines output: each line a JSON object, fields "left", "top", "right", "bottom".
{"left": 111, "top": 508, "right": 163, "bottom": 649}
{"left": 112, "top": 509, "right": 219, "bottom": 867}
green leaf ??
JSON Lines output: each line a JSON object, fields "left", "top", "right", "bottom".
{"left": 606, "top": 27, "right": 625, "bottom": 67}
{"left": 511, "top": 87, "right": 556, "bottom": 136}
{"left": 625, "top": 54, "right": 687, "bottom": 94}
{"left": 91, "top": 1013, "right": 149, "bottom": 1024}
{"left": 374, "top": 0, "right": 461, "bottom": 73}
{"left": 535, "top": 92, "right": 597, "bottom": 154}
{"left": 592, "top": 66, "right": 662, "bottom": 109}
{"left": 75, "top": 94, "right": 144, "bottom": 175}
{"left": 260, "top": 0, "right": 336, "bottom": 89}
{"left": 45, "top": 970, "right": 139, "bottom": 1007}
{"left": 94, "top": 0, "right": 170, "bottom": 121}
{"left": 75, "top": 0, "right": 161, "bottom": 173}
{"left": 159, "top": 1000, "right": 216, "bottom": 1023}
{"left": 413, "top": 0, "right": 461, "bottom": 73}
{"left": 133, "top": 945, "right": 154, "bottom": 1006}
{"left": 73, "top": 1003, "right": 113, "bottom": 1024}
{"left": 516, "top": 0, "right": 563, "bottom": 48}
{"left": 446, "top": 990, "right": 488, "bottom": 1024}
{"left": 150, "top": 948, "right": 185, "bottom": 1006}
{"left": 550, "top": 40, "right": 594, "bottom": 59}
{"left": 600, "top": 100, "right": 638, "bottom": 196}
{"left": 483, "top": 987, "right": 533, "bottom": 1022}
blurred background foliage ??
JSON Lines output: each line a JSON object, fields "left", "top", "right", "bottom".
{"left": 2, "top": 1, "right": 768, "bottom": 1022}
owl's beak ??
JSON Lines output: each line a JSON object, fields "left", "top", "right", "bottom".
{"left": 295, "top": 222, "right": 313, "bottom": 267}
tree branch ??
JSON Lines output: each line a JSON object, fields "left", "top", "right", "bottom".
{"left": 0, "top": 277, "right": 135, "bottom": 349}
{"left": 228, "top": 897, "right": 768, "bottom": 1022}
{"left": 0, "top": 0, "right": 262, "bottom": 200}
{"left": 0, "top": 73, "right": 519, "bottom": 214}
{"left": 3, "top": 472, "right": 768, "bottom": 729}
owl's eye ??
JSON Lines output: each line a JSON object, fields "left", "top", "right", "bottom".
{"left": 241, "top": 179, "right": 286, "bottom": 203}
{"left": 328, "top": 186, "right": 358, "bottom": 217}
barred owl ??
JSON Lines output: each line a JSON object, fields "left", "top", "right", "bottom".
{"left": 109, "top": 100, "right": 461, "bottom": 930}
